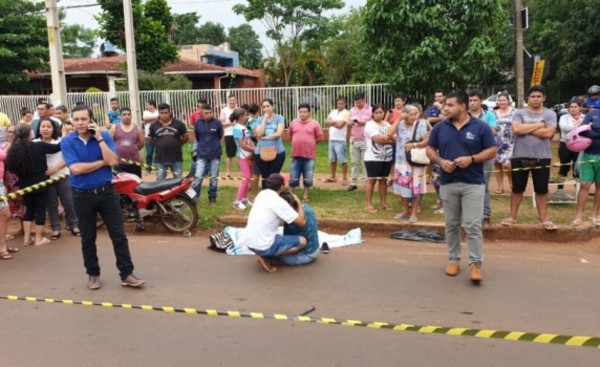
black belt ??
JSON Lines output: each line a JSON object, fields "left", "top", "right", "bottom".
{"left": 73, "top": 183, "right": 113, "bottom": 194}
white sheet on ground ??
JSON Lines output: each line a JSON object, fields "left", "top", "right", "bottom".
{"left": 224, "top": 226, "right": 364, "bottom": 256}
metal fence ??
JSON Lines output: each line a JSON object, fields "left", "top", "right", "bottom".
{"left": 0, "top": 84, "right": 395, "bottom": 127}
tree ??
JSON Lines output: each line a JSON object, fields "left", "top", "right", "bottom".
{"left": 197, "top": 22, "right": 227, "bottom": 45}
{"left": 227, "top": 24, "right": 263, "bottom": 69}
{"left": 62, "top": 24, "right": 97, "bottom": 58}
{"left": 116, "top": 71, "right": 191, "bottom": 91}
{"left": 172, "top": 12, "right": 202, "bottom": 45}
{"left": 96, "top": 0, "right": 178, "bottom": 72}
{"left": 362, "top": 0, "right": 508, "bottom": 95}
{"left": 234, "top": 0, "right": 345, "bottom": 86}
{"left": 525, "top": 0, "right": 600, "bottom": 102}
{"left": 0, "top": 0, "right": 48, "bottom": 93}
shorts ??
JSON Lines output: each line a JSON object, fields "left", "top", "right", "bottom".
{"left": 510, "top": 158, "right": 551, "bottom": 194}
{"left": 365, "top": 160, "right": 393, "bottom": 179}
{"left": 328, "top": 140, "right": 347, "bottom": 164}
{"left": 224, "top": 135, "right": 236, "bottom": 158}
{"left": 250, "top": 235, "right": 302, "bottom": 257}
{"left": 579, "top": 153, "right": 600, "bottom": 183}
{"left": 0, "top": 182, "right": 8, "bottom": 211}
{"left": 289, "top": 157, "right": 315, "bottom": 188}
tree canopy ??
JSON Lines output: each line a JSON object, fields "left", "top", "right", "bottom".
{"left": 197, "top": 22, "right": 227, "bottom": 45}
{"left": 96, "top": 0, "right": 178, "bottom": 72}
{"left": 227, "top": 24, "right": 263, "bottom": 69}
{"left": 0, "top": 0, "right": 48, "bottom": 93}
{"left": 362, "top": 0, "right": 507, "bottom": 95}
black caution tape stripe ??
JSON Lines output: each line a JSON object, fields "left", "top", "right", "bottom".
{"left": 2, "top": 295, "right": 599, "bottom": 349}
{"left": 0, "top": 174, "right": 68, "bottom": 202}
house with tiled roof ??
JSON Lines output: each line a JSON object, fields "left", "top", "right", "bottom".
{"left": 29, "top": 55, "right": 264, "bottom": 93}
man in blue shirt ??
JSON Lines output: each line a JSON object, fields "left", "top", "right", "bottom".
{"left": 193, "top": 104, "right": 224, "bottom": 205}
{"left": 104, "top": 97, "right": 122, "bottom": 129}
{"left": 468, "top": 90, "right": 497, "bottom": 230}
{"left": 62, "top": 105, "right": 145, "bottom": 290}
{"left": 426, "top": 91, "right": 497, "bottom": 283}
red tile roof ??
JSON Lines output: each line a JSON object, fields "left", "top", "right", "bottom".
{"left": 60, "top": 56, "right": 258, "bottom": 78}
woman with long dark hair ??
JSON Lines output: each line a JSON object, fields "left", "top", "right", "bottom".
{"left": 7, "top": 122, "right": 61, "bottom": 246}
{"left": 35, "top": 119, "right": 80, "bottom": 239}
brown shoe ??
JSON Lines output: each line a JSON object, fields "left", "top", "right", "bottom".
{"left": 482, "top": 218, "right": 491, "bottom": 230}
{"left": 470, "top": 264, "right": 483, "bottom": 282}
{"left": 88, "top": 276, "right": 101, "bottom": 290}
{"left": 121, "top": 274, "right": 146, "bottom": 288}
{"left": 256, "top": 256, "right": 277, "bottom": 273}
{"left": 445, "top": 262, "right": 460, "bottom": 276}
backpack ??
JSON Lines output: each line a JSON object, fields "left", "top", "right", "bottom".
{"left": 208, "top": 230, "right": 233, "bottom": 252}
{"left": 566, "top": 124, "right": 592, "bottom": 152}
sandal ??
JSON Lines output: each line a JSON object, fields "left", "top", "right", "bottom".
{"left": 382, "top": 205, "right": 393, "bottom": 211}
{"left": 408, "top": 216, "right": 418, "bottom": 224}
{"left": 0, "top": 251, "right": 12, "bottom": 260}
{"left": 494, "top": 189, "right": 504, "bottom": 194}
{"left": 256, "top": 256, "right": 277, "bottom": 273}
{"left": 23, "top": 239, "right": 34, "bottom": 247}
{"left": 540, "top": 221, "right": 557, "bottom": 231}
{"left": 342, "top": 179, "right": 348, "bottom": 186}
{"left": 393, "top": 213, "right": 410, "bottom": 220}
{"left": 5, "top": 234, "right": 15, "bottom": 241}
{"left": 500, "top": 217, "right": 517, "bottom": 226}
{"left": 571, "top": 218, "right": 583, "bottom": 227}
{"left": 593, "top": 218, "right": 600, "bottom": 227}
{"left": 324, "top": 177, "right": 337, "bottom": 183}
{"left": 70, "top": 228, "right": 81, "bottom": 237}
{"left": 365, "top": 207, "right": 377, "bottom": 213}
{"left": 7, "top": 246, "right": 19, "bottom": 253}
{"left": 50, "top": 232, "right": 61, "bottom": 240}
{"left": 34, "top": 237, "right": 51, "bottom": 246}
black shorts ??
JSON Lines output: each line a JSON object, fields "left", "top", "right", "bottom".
{"left": 510, "top": 158, "right": 551, "bottom": 194}
{"left": 224, "top": 135, "right": 236, "bottom": 158}
{"left": 365, "top": 160, "right": 393, "bottom": 179}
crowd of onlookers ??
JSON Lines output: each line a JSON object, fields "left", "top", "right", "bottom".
{"left": 1, "top": 84, "right": 600, "bottom": 264}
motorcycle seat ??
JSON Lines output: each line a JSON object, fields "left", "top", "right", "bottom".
{"left": 134, "top": 178, "right": 184, "bottom": 195}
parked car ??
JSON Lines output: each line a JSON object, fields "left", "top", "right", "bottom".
{"left": 483, "top": 93, "right": 516, "bottom": 110}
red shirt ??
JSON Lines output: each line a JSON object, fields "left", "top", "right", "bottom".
{"left": 288, "top": 119, "right": 323, "bottom": 159}
{"left": 189, "top": 110, "right": 202, "bottom": 128}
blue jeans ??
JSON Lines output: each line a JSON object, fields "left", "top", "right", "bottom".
{"left": 144, "top": 138, "right": 154, "bottom": 169}
{"left": 289, "top": 157, "right": 315, "bottom": 188}
{"left": 155, "top": 161, "right": 183, "bottom": 181}
{"left": 440, "top": 183, "right": 485, "bottom": 265}
{"left": 189, "top": 141, "right": 198, "bottom": 177}
{"left": 194, "top": 158, "right": 220, "bottom": 199}
{"left": 250, "top": 235, "right": 302, "bottom": 258}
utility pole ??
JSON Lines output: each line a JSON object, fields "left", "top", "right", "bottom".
{"left": 123, "top": 0, "right": 141, "bottom": 125}
{"left": 45, "top": 0, "right": 67, "bottom": 106}
{"left": 514, "top": 0, "right": 525, "bottom": 108}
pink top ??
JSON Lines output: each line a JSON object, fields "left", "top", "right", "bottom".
{"left": 288, "top": 118, "right": 323, "bottom": 159}
{"left": 349, "top": 105, "right": 373, "bottom": 142}
{"left": 114, "top": 124, "right": 141, "bottom": 162}
{"left": 0, "top": 144, "right": 6, "bottom": 179}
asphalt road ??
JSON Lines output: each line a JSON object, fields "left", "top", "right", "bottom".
{"left": 0, "top": 231, "right": 599, "bottom": 366}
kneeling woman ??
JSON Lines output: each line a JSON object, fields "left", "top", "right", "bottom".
{"left": 279, "top": 191, "right": 319, "bottom": 265}
{"left": 7, "top": 123, "right": 61, "bottom": 246}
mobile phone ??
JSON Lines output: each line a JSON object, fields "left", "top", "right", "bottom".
{"left": 88, "top": 127, "right": 95, "bottom": 135}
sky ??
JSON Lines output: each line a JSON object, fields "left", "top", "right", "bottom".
{"left": 60, "top": 0, "right": 367, "bottom": 56}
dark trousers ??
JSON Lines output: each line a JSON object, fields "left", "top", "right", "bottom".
{"left": 23, "top": 190, "right": 48, "bottom": 225}
{"left": 558, "top": 142, "right": 579, "bottom": 189}
{"left": 255, "top": 152, "right": 286, "bottom": 189}
{"left": 73, "top": 186, "right": 134, "bottom": 280}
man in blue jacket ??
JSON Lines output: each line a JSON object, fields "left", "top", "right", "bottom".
{"left": 193, "top": 104, "right": 224, "bottom": 205}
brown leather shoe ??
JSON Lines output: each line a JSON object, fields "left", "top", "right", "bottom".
{"left": 88, "top": 276, "right": 101, "bottom": 290}
{"left": 445, "top": 263, "right": 460, "bottom": 276}
{"left": 121, "top": 274, "right": 146, "bottom": 288}
{"left": 470, "top": 264, "right": 483, "bottom": 282}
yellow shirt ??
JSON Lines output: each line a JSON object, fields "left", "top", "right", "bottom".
{"left": 0, "top": 113, "right": 10, "bottom": 127}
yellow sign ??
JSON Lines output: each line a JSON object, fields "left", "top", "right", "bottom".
{"left": 531, "top": 60, "right": 545, "bottom": 86}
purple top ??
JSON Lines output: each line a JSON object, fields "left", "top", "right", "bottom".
{"left": 114, "top": 124, "right": 140, "bottom": 162}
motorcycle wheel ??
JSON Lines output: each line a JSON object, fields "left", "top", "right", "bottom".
{"left": 159, "top": 194, "right": 198, "bottom": 233}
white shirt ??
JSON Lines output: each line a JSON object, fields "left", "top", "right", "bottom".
{"left": 143, "top": 110, "right": 159, "bottom": 135}
{"left": 220, "top": 106, "right": 236, "bottom": 136}
{"left": 33, "top": 138, "right": 69, "bottom": 177}
{"left": 364, "top": 120, "right": 393, "bottom": 162}
{"left": 240, "top": 189, "right": 299, "bottom": 251}
{"left": 327, "top": 108, "right": 349, "bottom": 141}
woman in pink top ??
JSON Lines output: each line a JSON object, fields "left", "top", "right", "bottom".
{"left": 0, "top": 137, "right": 15, "bottom": 259}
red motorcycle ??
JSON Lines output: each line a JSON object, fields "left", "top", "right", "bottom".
{"left": 111, "top": 172, "right": 198, "bottom": 234}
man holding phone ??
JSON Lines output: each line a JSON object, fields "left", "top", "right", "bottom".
{"left": 347, "top": 92, "right": 372, "bottom": 191}
{"left": 62, "top": 105, "right": 145, "bottom": 290}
